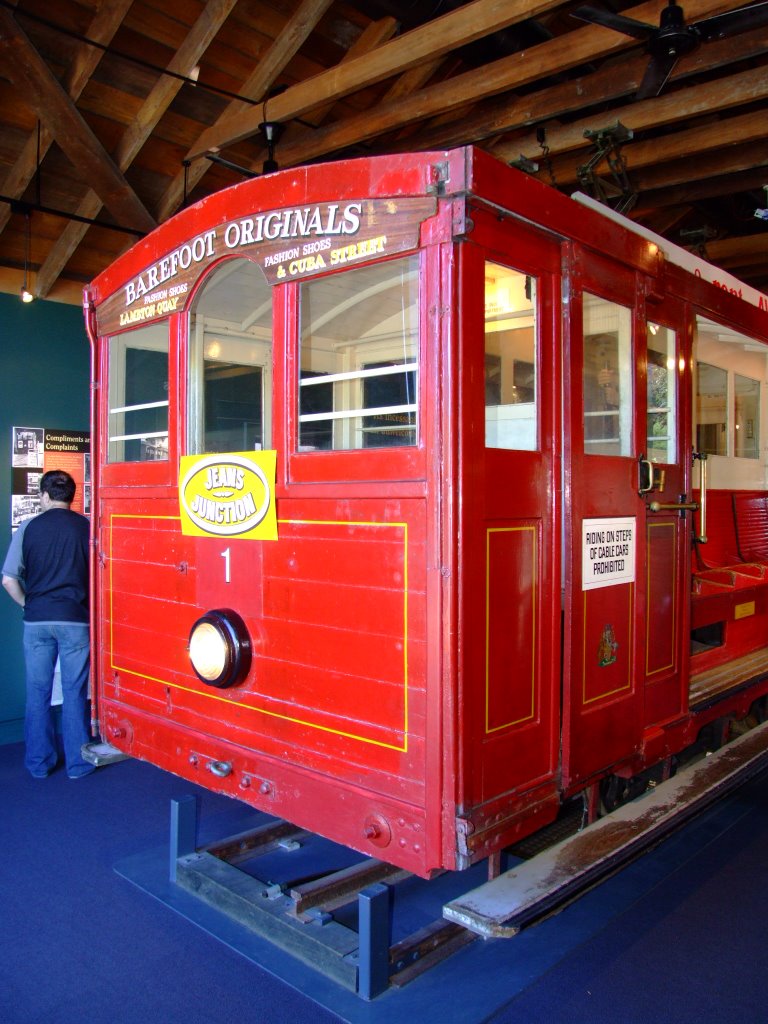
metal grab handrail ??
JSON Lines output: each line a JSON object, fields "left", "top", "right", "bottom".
{"left": 694, "top": 451, "right": 708, "bottom": 543}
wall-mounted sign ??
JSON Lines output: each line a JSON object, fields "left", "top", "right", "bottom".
{"left": 582, "top": 516, "right": 636, "bottom": 590}
{"left": 10, "top": 426, "right": 90, "bottom": 528}
{"left": 95, "top": 196, "right": 437, "bottom": 336}
{"left": 178, "top": 451, "right": 277, "bottom": 541}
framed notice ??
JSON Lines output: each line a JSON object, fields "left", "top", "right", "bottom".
{"left": 582, "top": 517, "right": 636, "bottom": 590}
{"left": 10, "top": 426, "right": 90, "bottom": 528}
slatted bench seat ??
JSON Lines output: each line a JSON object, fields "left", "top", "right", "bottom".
{"left": 733, "top": 491, "right": 768, "bottom": 562}
{"left": 691, "top": 490, "right": 768, "bottom": 630}
{"left": 694, "top": 565, "right": 768, "bottom": 593}
{"left": 693, "top": 489, "right": 768, "bottom": 575}
{"left": 693, "top": 489, "right": 742, "bottom": 569}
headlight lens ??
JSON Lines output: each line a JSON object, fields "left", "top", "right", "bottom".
{"left": 189, "top": 622, "right": 228, "bottom": 681}
{"left": 188, "top": 609, "right": 252, "bottom": 688}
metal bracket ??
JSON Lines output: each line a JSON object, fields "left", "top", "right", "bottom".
{"left": 577, "top": 121, "right": 636, "bottom": 214}
{"left": 427, "top": 160, "right": 450, "bottom": 196}
{"left": 510, "top": 155, "right": 539, "bottom": 175}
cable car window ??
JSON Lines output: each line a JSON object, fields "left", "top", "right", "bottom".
{"left": 583, "top": 294, "right": 632, "bottom": 456}
{"left": 484, "top": 263, "right": 537, "bottom": 451}
{"left": 107, "top": 322, "right": 169, "bottom": 463}
{"left": 646, "top": 323, "right": 677, "bottom": 464}
{"left": 298, "top": 255, "right": 419, "bottom": 451}
{"left": 188, "top": 259, "right": 272, "bottom": 454}
{"left": 696, "top": 361, "right": 728, "bottom": 456}
{"left": 735, "top": 374, "right": 760, "bottom": 459}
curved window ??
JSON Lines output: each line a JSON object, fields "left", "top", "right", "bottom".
{"left": 298, "top": 256, "right": 419, "bottom": 451}
{"left": 107, "top": 321, "right": 169, "bottom": 463}
{"left": 188, "top": 259, "right": 273, "bottom": 454}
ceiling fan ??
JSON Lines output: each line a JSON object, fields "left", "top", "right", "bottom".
{"left": 571, "top": 0, "right": 768, "bottom": 99}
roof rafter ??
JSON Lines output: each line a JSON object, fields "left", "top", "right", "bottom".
{"left": 0, "top": 0, "right": 764, "bottom": 297}
{"left": 0, "top": 7, "right": 156, "bottom": 234}
{"left": 184, "top": 0, "right": 574, "bottom": 161}
{"left": 0, "top": 0, "right": 134, "bottom": 237}
{"left": 240, "top": 0, "right": 742, "bottom": 175}
{"left": 156, "top": 0, "right": 335, "bottom": 222}
{"left": 34, "top": 0, "right": 239, "bottom": 298}
{"left": 496, "top": 64, "right": 768, "bottom": 164}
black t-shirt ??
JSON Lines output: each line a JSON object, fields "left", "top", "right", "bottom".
{"left": 20, "top": 508, "right": 89, "bottom": 623}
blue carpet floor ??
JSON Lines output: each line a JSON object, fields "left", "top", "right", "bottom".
{"left": 2, "top": 738, "right": 768, "bottom": 1024}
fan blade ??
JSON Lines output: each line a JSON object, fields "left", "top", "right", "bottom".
{"left": 636, "top": 52, "right": 679, "bottom": 99}
{"left": 694, "top": 1, "right": 768, "bottom": 42}
{"left": 571, "top": 5, "right": 654, "bottom": 41}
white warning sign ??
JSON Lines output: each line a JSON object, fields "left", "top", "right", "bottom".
{"left": 582, "top": 517, "right": 636, "bottom": 590}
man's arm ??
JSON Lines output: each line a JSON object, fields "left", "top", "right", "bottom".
{"left": 2, "top": 574, "right": 25, "bottom": 607}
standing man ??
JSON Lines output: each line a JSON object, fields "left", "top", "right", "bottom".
{"left": 2, "top": 469, "right": 94, "bottom": 779}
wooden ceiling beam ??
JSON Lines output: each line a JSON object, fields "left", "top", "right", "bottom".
{"left": 633, "top": 165, "right": 768, "bottom": 214}
{"left": 496, "top": 64, "right": 768, "bottom": 166}
{"left": 156, "top": 0, "right": 335, "bottom": 222}
{"left": 236, "top": 15, "right": 401, "bottom": 173}
{"left": 633, "top": 140, "right": 768, "bottom": 193}
{"left": 0, "top": 8, "right": 156, "bottom": 234}
{"left": 542, "top": 107, "right": 768, "bottom": 189}
{"left": 241, "top": 0, "right": 741, "bottom": 174}
{"left": 405, "top": 26, "right": 768, "bottom": 155}
{"left": 707, "top": 234, "right": 768, "bottom": 267}
{"left": 34, "top": 0, "right": 239, "bottom": 298}
{"left": 0, "top": 263, "right": 83, "bottom": 304}
{"left": 243, "top": 47, "right": 449, "bottom": 173}
{"left": 0, "top": 0, "right": 133, "bottom": 237}
{"left": 0, "top": 0, "right": 763, "bottom": 298}
{"left": 303, "top": 15, "right": 399, "bottom": 125}
{"left": 185, "top": 0, "right": 577, "bottom": 161}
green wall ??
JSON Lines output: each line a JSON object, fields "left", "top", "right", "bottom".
{"left": 0, "top": 292, "right": 90, "bottom": 743}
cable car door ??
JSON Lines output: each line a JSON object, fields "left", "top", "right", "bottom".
{"left": 457, "top": 209, "right": 562, "bottom": 826}
{"left": 562, "top": 246, "right": 689, "bottom": 789}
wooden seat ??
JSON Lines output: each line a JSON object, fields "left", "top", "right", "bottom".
{"left": 693, "top": 489, "right": 741, "bottom": 569}
{"left": 691, "top": 492, "right": 768, "bottom": 628}
{"left": 733, "top": 491, "right": 768, "bottom": 562}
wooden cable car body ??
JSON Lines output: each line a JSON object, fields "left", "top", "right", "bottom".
{"left": 84, "top": 146, "right": 768, "bottom": 879}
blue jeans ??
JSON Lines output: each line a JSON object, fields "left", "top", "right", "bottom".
{"left": 23, "top": 622, "right": 94, "bottom": 779}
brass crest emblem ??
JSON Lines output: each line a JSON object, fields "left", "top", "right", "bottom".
{"left": 598, "top": 624, "right": 618, "bottom": 667}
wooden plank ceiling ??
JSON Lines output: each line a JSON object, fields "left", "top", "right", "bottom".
{"left": 0, "top": 0, "right": 766, "bottom": 305}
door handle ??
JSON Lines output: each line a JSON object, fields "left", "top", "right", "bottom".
{"left": 638, "top": 454, "right": 665, "bottom": 495}
{"left": 648, "top": 501, "right": 699, "bottom": 513}
{"left": 638, "top": 454, "right": 653, "bottom": 495}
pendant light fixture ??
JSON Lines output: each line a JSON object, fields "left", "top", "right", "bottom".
{"left": 19, "top": 204, "right": 34, "bottom": 303}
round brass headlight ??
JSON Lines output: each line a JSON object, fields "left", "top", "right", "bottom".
{"left": 188, "top": 609, "right": 252, "bottom": 688}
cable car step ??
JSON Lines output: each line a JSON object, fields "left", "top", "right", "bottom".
{"left": 443, "top": 719, "right": 768, "bottom": 939}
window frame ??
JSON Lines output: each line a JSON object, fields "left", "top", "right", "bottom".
{"left": 100, "top": 318, "right": 176, "bottom": 487}
{"left": 288, "top": 251, "right": 430, "bottom": 485}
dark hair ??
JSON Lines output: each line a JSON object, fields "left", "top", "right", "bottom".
{"left": 40, "top": 469, "right": 76, "bottom": 504}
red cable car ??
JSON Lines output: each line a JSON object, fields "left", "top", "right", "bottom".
{"left": 84, "top": 146, "right": 768, "bottom": 878}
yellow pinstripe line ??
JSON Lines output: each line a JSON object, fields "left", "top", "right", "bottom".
{"left": 485, "top": 525, "right": 537, "bottom": 733}
{"left": 646, "top": 521, "right": 676, "bottom": 676}
{"left": 107, "top": 513, "right": 409, "bottom": 751}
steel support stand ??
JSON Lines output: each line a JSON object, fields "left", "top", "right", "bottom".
{"left": 357, "top": 882, "right": 392, "bottom": 1000}
{"left": 170, "top": 794, "right": 199, "bottom": 882}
